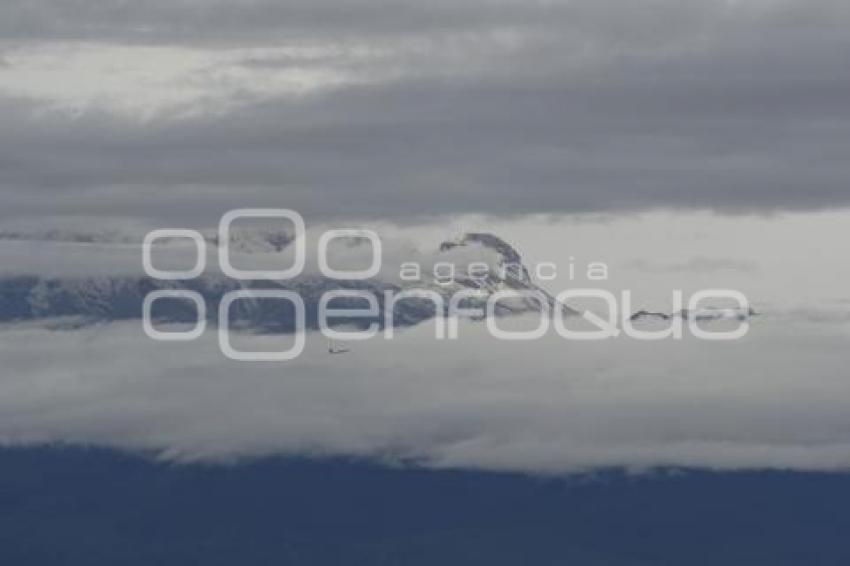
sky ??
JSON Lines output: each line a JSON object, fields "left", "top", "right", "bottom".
{"left": 1, "top": 0, "right": 850, "bottom": 476}
{"left": 1, "top": 0, "right": 850, "bottom": 226}
{"left": 2, "top": 208, "right": 850, "bottom": 472}
{"left": 2, "top": 209, "right": 849, "bottom": 312}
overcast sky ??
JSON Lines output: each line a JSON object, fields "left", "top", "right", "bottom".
{"left": 1, "top": 0, "right": 849, "bottom": 226}
{"left": 2, "top": 1, "right": 850, "bottom": 475}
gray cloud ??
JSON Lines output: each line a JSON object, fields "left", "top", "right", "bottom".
{"left": 0, "top": 208, "right": 848, "bottom": 474}
{"left": 2, "top": 0, "right": 850, "bottom": 223}
{"left": 3, "top": 1, "right": 850, "bottom": 476}
{"left": 2, "top": 312, "right": 850, "bottom": 473}
{"left": 627, "top": 257, "right": 759, "bottom": 275}
{"left": 0, "top": 1, "right": 750, "bottom": 44}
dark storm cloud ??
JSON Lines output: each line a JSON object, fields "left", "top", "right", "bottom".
{"left": 1, "top": 0, "right": 850, "bottom": 225}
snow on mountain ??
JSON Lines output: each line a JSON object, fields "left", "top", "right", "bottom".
{"left": 630, "top": 307, "right": 756, "bottom": 322}
{"left": 0, "top": 231, "right": 564, "bottom": 329}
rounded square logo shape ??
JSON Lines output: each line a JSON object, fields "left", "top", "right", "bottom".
{"left": 142, "top": 229, "right": 206, "bottom": 280}
{"left": 317, "top": 229, "right": 382, "bottom": 280}
{"left": 142, "top": 290, "right": 207, "bottom": 341}
{"left": 218, "top": 289, "right": 306, "bottom": 361}
{"left": 218, "top": 209, "right": 305, "bottom": 280}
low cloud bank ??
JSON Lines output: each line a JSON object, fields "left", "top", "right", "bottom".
{"left": 1, "top": 312, "right": 849, "bottom": 473}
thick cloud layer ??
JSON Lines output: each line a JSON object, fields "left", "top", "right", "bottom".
{"left": 2, "top": 1, "right": 849, "bottom": 475}
{"left": 2, "top": 311, "right": 850, "bottom": 473}
{"left": 0, "top": 210, "right": 847, "bottom": 473}
{"left": 1, "top": 0, "right": 850, "bottom": 224}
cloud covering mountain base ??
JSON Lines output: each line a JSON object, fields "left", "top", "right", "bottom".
{"left": 2, "top": 311, "right": 849, "bottom": 474}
